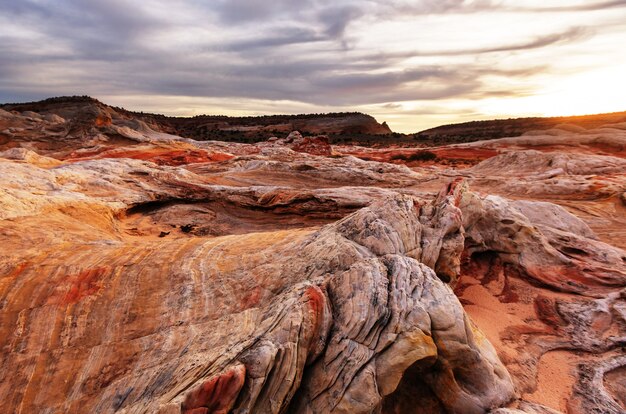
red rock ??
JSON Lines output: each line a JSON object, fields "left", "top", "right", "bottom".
{"left": 182, "top": 364, "right": 246, "bottom": 414}
{"left": 48, "top": 267, "right": 108, "bottom": 305}
{"left": 290, "top": 135, "right": 332, "bottom": 156}
{"left": 66, "top": 148, "right": 234, "bottom": 166}
{"left": 0, "top": 97, "right": 625, "bottom": 414}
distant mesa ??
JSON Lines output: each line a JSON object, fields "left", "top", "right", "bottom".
{"left": 3, "top": 96, "right": 626, "bottom": 148}
{"left": 0, "top": 96, "right": 392, "bottom": 144}
{"left": 414, "top": 111, "right": 626, "bottom": 145}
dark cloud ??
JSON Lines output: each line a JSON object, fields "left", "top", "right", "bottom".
{"left": 0, "top": 0, "right": 167, "bottom": 64}
{"left": 0, "top": 38, "right": 537, "bottom": 106}
{"left": 319, "top": 5, "right": 364, "bottom": 37}
{"left": 1, "top": 0, "right": 160, "bottom": 40}
{"left": 225, "top": 28, "right": 325, "bottom": 52}
{"left": 222, "top": 4, "right": 364, "bottom": 52}
{"left": 0, "top": 0, "right": 620, "bottom": 109}
{"left": 63, "top": 58, "right": 532, "bottom": 106}
{"left": 210, "top": 0, "right": 315, "bottom": 23}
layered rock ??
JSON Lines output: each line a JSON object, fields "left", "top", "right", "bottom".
{"left": 0, "top": 154, "right": 516, "bottom": 413}
{"left": 0, "top": 97, "right": 392, "bottom": 145}
{"left": 0, "top": 100, "right": 625, "bottom": 414}
{"left": 260, "top": 131, "right": 333, "bottom": 156}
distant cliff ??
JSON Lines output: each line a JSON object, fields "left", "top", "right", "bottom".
{"left": 414, "top": 111, "right": 626, "bottom": 145}
{"left": 1, "top": 96, "right": 393, "bottom": 144}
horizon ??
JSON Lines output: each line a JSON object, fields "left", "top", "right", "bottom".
{"left": 2, "top": 1, "right": 626, "bottom": 133}
{"left": 4, "top": 94, "right": 626, "bottom": 134}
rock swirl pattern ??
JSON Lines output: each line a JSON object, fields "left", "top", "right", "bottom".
{"left": 1, "top": 100, "right": 625, "bottom": 413}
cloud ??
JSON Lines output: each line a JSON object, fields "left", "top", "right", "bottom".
{"left": 0, "top": 0, "right": 168, "bottom": 65}
{"left": 0, "top": 0, "right": 623, "bottom": 124}
{"left": 512, "top": 0, "right": 626, "bottom": 13}
{"left": 210, "top": 0, "right": 316, "bottom": 23}
{"left": 375, "top": 0, "right": 497, "bottom": 16}
{"left": 378, "top": 0, "right": 626, "bottom": 15}
{"left": 408, "top": 26, "right": 591, "bottom": 56}
{"left": 225, "top": 28, "right": 325, "bottom": 51}
{"left": 319, "top": 5, "right": 364, "bottom": 37}
{"left": 377, "top": 104, "right": 479, "bottom": 116}
{"left": 221, "top": 4, "right": 364, "bottom": 52}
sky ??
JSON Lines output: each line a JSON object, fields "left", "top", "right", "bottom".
{"left": 1, "top": 0, "right": 625, "bottom": 133}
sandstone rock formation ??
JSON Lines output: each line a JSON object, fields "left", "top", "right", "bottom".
{"left": 1, "top": 96, "right": 392, "bottom": 145}
{"left": 0, "top": 99, "right": 625, "bottom": 413}
{"left": 414, "top": 111, "right": 626, "bottom": 145}
{"left": 260, "top": 131, "right": 333, "bottom": 156}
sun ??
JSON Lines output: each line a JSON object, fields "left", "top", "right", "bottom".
{"left": 477, "top": 63, "right": 626, "bottom": 119}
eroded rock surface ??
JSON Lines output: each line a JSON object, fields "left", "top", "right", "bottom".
{"left": 1, "top": 99, "right": 625, "bottom": 414}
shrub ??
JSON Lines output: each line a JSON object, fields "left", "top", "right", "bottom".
{"left": 390, "top": 151, "right": 437, "bottom": 162}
